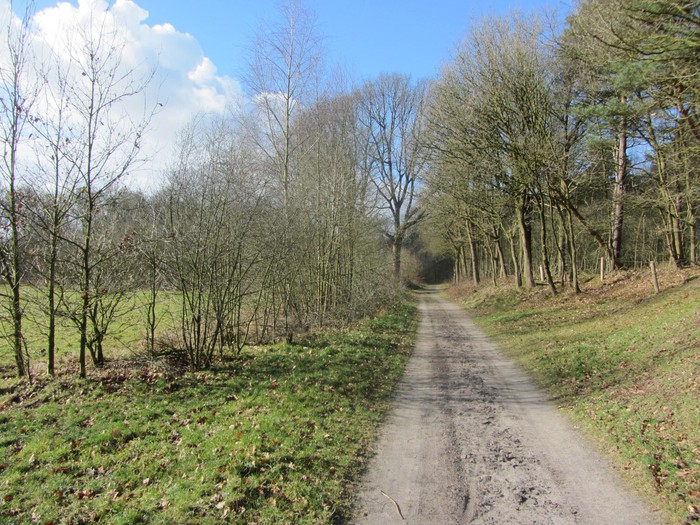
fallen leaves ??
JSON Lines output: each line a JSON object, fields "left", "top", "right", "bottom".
{"left": 76, "top": 489, "right": 95, "bottom": 500}
{"left": 0, "top": 303, "right": 417, "bottom": 524}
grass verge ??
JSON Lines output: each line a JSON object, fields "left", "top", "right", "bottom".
{"left": 0, "top": 302, "right": 418, "bottom": 525}
{"left": 451, "top": 267, "right": 700, "bottom": 524}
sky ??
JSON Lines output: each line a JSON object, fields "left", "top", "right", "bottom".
{"left": 4, "top": 0, "right": 572, "bottom": 188}
{"left": 16, "top": 0, "right": 573, "bottom": 80}
{"left": 107, "top": 0, "right": 573, "bottom": 81}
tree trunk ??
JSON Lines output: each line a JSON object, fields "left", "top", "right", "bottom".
{"left": 9, "top": 188, "right": 26, "bottom": 378}
{"left": 145, "top": 250, "right": 158, "bottom": 354}
{"left": 688, "top": 188, "right": 697, "bottom": 264}
{"left": 566, "top": 208, "right": 581, "bottom": 294}
{"left": 466, "top": 221, "right": 479, "bottom": 286}
{"left": 516, "top": 197, "right": 534, "bottom": 287}
{"left": 611, "top": 103, "right": 628, "bottom": 269}
{"left": 95, "top": 330, "right": 105, "bottom": 367}
{"left": 79, "top": 294, "right": 88, "bottom": 378}
{"left": 47, "top": 271, "right": 56, "bottom": 376}
{"left": 660, "top": 209, "right": 680, "bottom": 267}
{"left": 6, "top": 157, "right": 26, "bottom": 378}
{"left": 496, "top": 238, "right": 507, "bottom": 280}
{"left": 11, "top": 282, "right": 25, "bottom": 378}
{"left": 509, "top": 228, "right": 522, "bottom": 287}
{"left": 556, "top": 208, "right": 568, "bottom": 286}
{"left": 392, "top": 237, "right": 403, "bottom": 280}
{"left": 669, "top": 211, "right": 683, "bottom": 268}
{"left": 454, "top": 244, "right": 465, "bottom": 284}
{"left": 80, "top": 212, "right": 92, "bottom": 379}
{"left": 536, "top": 194, "right": 557, "bottom": 297}
{"left": 491, "top": 254, "right": 498, "bottom": 286}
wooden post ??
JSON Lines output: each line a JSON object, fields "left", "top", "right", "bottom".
{"left": 539, "top": 265, "right": 545, "bottom": 282}
{"left": 600, "top": 256, "right": 606, "bottom": 283}
{"left": 650, "top": 261, "right": 660, "bottom": 294}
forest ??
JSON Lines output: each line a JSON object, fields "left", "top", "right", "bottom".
{"left": 1, "top": 0, "right": 698, "bottom": 379}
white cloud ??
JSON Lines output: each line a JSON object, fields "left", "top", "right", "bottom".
{"left": 0, "top": 0, "right": 243, "bottom": 191}
{"left": 188, "top": 57, "right": 217, "bottom": 85}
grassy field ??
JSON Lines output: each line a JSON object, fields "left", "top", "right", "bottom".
{"left": 0, "top": 302, "right": 417, "bottom": 524}
{"left": 451, "top": 266, "right": 700, "bottom": 524}
{"left": 0, "top": 288, "right": 182, "bottom": 376}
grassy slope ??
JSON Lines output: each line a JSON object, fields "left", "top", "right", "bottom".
{"left": 453, "top": 267, "right": 700, "bottom": 524}
{"left": 0, "top": 303, "right": 417, "bottom": 525}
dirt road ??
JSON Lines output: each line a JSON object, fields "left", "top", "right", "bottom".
{"left": 352, "top": 290, "right": 660, "bottom": 525}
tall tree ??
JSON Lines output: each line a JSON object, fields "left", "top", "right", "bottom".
{"left": 428, "top": 17, "right": 559, "bottom": 288}
{"left": 0, "top": 2, "right": 36, "bottom": 377}
{"left": 243, "top": 0, "right": 323, "bottom": 341}
{"left": 567, "top": 0, "right": 699, "bottom": 267}
{"left": 52, "top": 10, "right": 154, "bottom": 377}
{"left": 358, "top": 73, "right": 426, "bottom": 279}
{"left": 244, "top": 0, "right": 321, "bottom": 212}
{"left": 617, "top": 0, "right": 699, "bottom": 265}
{"left": 293, "top": 89, "right": 385, "bottom": 323}
{"left": 26, "top": 38, "right": 81, "bottom": 376}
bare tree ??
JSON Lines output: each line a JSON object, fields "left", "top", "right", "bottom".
{"left": 0, "top": 2, "right": 36, "bottom": 378}
{"left": 244, "top": 0, "right": 321, "bottom": 211}
{"left": 25, "top": 47, "right": 81, "bottom": 376}
{"left": 49, "top": 11, "right": 154, "bottom": 377}
{"left": 358, "top": 73, "right": 426, "bottom": 279}
{"left": 165, "top": 117, "right": 267, "bottom": 369}
{"left": 243, "top": 0, "right": 323, "bottom": 341}
{"left": 292, "top": 89, "right": 384, "bottom": 324}
{"left": 136, "top": 194, "right": 167, "bottom": 356}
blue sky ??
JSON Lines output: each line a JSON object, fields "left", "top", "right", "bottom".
{"left": 16, "top": 0, "right": 572, "bottom": 82}
{"left": 3, "top": 0, "right": 571, "bottom": 188}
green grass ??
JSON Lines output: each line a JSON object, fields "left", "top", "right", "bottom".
{"left": 0, "top": 302, "right": 418, "bottom": 524}
{"left": 458, "top": 269, "right": 700, "bottom": 524}
{"left": 0, "top": 287, "right": 182, "bottom": 370}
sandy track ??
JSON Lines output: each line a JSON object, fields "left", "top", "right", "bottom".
{"left": 351, "top": 290, "right": 660, "bottom": 525}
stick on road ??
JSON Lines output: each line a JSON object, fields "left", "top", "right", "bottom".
{"left": 352, "top": 290, "right": 660, "bottom": 525}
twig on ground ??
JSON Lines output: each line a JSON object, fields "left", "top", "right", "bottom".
{"left": 381, "top": 490, "right": 405, "bottom": 521}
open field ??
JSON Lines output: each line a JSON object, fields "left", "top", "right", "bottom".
{"left": 452, "top": 266, "right": 700, "bottom": 523}
{"left": 0, "top": 288, "right": 183, "bottom": 377}
{"left": 0, "top": 302, "right": 417, "bottom": 524}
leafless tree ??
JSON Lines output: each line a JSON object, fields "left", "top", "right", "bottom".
{"left": 165, "top": 117, "right": 268, "bottom": 369}
{"left": 243, "top": 0, "right": 324, "bottom": 341}
{"left": 244, "top": 0, "right": 321, "bottom": 211}
{"left": 357, "top": 73, "right": 427, "bottom": 279}
{"left": 0, "top": 2, "right": 36, "bottom": 377}
{"left": 47, "top": 12, "right": 155, "bottom": 377}
{"left": 25, "top": 46, "right": 81, "bottom": 376}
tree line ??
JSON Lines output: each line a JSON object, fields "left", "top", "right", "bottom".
{"left": 423, "top": 0, "right": 699, "bottom": 292}
{"left": 0, "top": 2, "right": 426, "bottom": 378}
{"left": 2, "top": 0, "right": 698, "bottom": 379}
